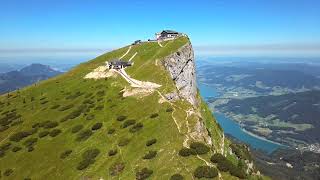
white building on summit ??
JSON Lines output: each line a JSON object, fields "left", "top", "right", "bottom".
{"left": 155, "top": 30, "right": 181, "bottom": 40}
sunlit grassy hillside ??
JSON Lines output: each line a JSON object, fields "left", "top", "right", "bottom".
{"left": 0, "top": 37, "right": 265, "bottom": 180}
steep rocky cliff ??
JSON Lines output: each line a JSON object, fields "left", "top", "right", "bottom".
{"left": 162, "top": 42, "right": 198, "bottom": 107}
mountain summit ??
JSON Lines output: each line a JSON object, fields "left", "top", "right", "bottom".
{"left": 0, "top": 35, "right": 263, "bottom": 179}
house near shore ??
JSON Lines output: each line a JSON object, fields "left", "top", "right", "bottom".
{"left": 155, "top": 30, "right": 181, "bottom": 40}
{"left": 107, "top": 60, "right": 132, "bottom": 69}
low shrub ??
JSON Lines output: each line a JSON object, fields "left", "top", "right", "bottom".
{"left": 193, "top": 166, "right": 218, "bottom": 179}
{"left": 166, "top": 107, "right": 174, "bottom": 112}
{"left": 136, "top": 168, "right": 153, "bottom": 180}
{"left": 146, "top": 139, "right": 157, "bottom": 146}
{"left": 41, "top": 121, "right": 59, "bottom": 129}
{"left": 94, "top": 105, "right": 104, "bottom": 110}
{"left": 9, "top": 131, "right": 32, "bottom": 142}
{"left": 96, "top": 90, "right": 105, "bottom": 97}
{"left": 60, "top": 149, "right": 73, "bottom": 159}
{"left": 178, "top": 148, "right": 196, "bottom": 157}
{"left": 190, "top": 142, "right": 210, "bottom": 155}
{"left": 108, "top": 149, "right": 117, "bottom": 156}
{"left": 170, "top": 174, "right": 184, "bottom": 180}
{"left": 71, "top": 125, "right": 83, "bottom": 133}
{"left": 210, "top": 153, "right": 246, "bottom": 178}
{"left": 0, "top": 150, "right": 5, "bottom": 157}
{"left": 0, "top": 142, "right": 11, "bottom": 151}
{"left": 0, "top": 125, "right": 9, "bottom": 132}
{"left": 86, "top": 114, "right": 95, "bottom": 121}
{"left": 27, "top": 146, "right": 34, "bottom": 152}
{"left": 49, "top": 129, "right": 62, "bottom": 137}
{"left": 230, "top": 167, "right": 247, "bottom": 179}
{"left": 121, "top": 119, "right": 136, "bottom": 128}
{"left": 59, "top": 104, "right": 74, "bottom": 111}
{"left": 150, "top": 113, "right": 159, "bottom": 118}
{"left": 40, "top": 100, "right": 49, "bottom": 105}
{"left": 50, "top": 105, "right": 60, "bottom": 109}
{"left": 91, "top": 122, "right": 103, "bottom": 131}
{"left": 77, "top": 148, "right": 100, "bottom": 170}
{"left": 107, "top": 128, "right": 115, "bottom": 134}
{"left": 38, "top": 130, "right": 50, "bottom": 138}
{"left": 142, "top": 151, "right": 157, "bottom": 159}
{"left": 76, "top": 129, "right": 93, "bottom": 141}
{"left": 118, "top": 138, "right": 130, "bottom": 146}
{"left": 210, "top": 153, "right": 225, "bottom": 163}
{"left": 109, "top": 162, "right": 125, "bottom": 176}
{"left": 12, "top": 146, "right": 22, "bottom": 152}
{"left": 116, "top": 115, "right": 127, "bottom": 121}
{"left": 23, "top": 138, "right": 37, "bottom": 147}
{"left": 129, "top": 123, "right": 143, "bottom": 133}
{"left": 3, "top": 168, "right": 13, "bottom": 176}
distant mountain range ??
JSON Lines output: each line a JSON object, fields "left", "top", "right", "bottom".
{"left": 0, "top": 64, "right": 62, "bottom": 94}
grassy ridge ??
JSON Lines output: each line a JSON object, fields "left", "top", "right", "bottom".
{"left": 0, "top": 37, "right": 263, "bottom": 179}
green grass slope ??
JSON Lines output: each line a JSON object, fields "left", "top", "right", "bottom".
{"left": 0, "top": 37, "right": 264, "bottom": 180}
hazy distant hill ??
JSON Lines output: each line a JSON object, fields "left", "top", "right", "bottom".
{"left": 199, "top": 66, "right": 320, "bottom": 93}
{"left": 0, "top": 64, "right": 61, "bottom": 94}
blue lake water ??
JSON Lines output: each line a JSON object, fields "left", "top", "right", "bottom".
{"left": 198, "top": 82, "right": 283, "bottom": 153}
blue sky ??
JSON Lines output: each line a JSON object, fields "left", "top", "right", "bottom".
{"left": 1, "top": 0, "right": 320, "bottom": 56}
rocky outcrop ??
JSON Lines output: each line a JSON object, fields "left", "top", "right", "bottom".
{"left": 162, "top": 42, "right": 198, "bottom": 107}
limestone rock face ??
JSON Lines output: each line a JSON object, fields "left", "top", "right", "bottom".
{"left": 162, "top": 43, "right": 198, "bottom": 107}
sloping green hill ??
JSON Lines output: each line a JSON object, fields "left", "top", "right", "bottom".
{"left": 0, "top": 37, "right": 264, "bottom": 179}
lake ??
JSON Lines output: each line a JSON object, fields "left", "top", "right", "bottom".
{"left": 198, "top": 82, "right": 283, "bottom": 153}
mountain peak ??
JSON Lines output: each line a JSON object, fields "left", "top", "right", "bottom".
{"left": 0, "top": 35, "right": 261, "bottom": 179}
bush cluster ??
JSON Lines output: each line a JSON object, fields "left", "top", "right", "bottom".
{"left": 60, "top": 149, "right": 73, "bottom": 159}
{"left": 129, "top": 123, "right": 143, "bottom": 133}
{"left": 96, "top": 90, "right": 105, "bottom": 97}
{"left": 107, "top": 128, "right": 115, "bottom": 134}
{"left": 178, "top": 148, "right": 196, "bottom": 157}
{"left": 146, "top": 139, "right": 157, "bottom": 147}
{"left": 0, "top": 142, "right": 11, "bottom": 152}
{"left": 94, "top": 105, "right": 104, "bottom": 110}
{"left": 38, "top": 130, "right": 50, "bottom": 138}
{"left": 9, "top": 131, "right": 32, "bottom": 142}
{"left": 50, "top": 105, "right": 60, "bottom": 109}
{"left": 150, "top": 113, "right": 159, "bottom": 118}
{"left": 109, "top": 162, "right": 125, "bottom": 176}
{"left": 66, "top": 91, "right": 84, "bottom": 100}
{"left": 210, "top": 153, "right": 246, "bottom": 179}
{"left": 76, "top": 129, "right": 93, "bottom": 141}
{"left": 230, "top": 143, "right": 252, "bottom": 161}
{"left": 136, "top": 168, "right": 153, "bottom": 180}
{"left": 189, "top": 142, "right": 210, "bottom": 155}
{"left": 116, "top": 115, "right": 127, "bottom": 122}
{"left": 108, "top": 149, "right": 117, "bottom": 156}
{"left": 23, "top": 138, "right": 37, "bottom": 147}
{"left": 76, "top": 148, "right": 100, "bottom": 170}
{"left": 118, "top": 138, "right": 130, "bottom": 147}
{"left": 142, "top": 151, "right": 157, "bottom": 159}
{"left": 12, "top": 146, "right": 22, "bottom": 152}
{"left": 170, "top": 174, "right": 184, "bottom": 180}
{"left": 40, "top": 121, "right": 59, "bottom": 129}
{"left": 86, "top": 114, "right": 95, "bottom": 121}
{"left": 91, "top": 122, "right": 103, "bottom": 131}
{"left": 193, "top": 166, "right": 218, "bottom": 179}
{"left": 71, "top": 125, "right": 83, "bottom": 133}
{"left": 49, "top": 129, "right": 62, "bottom": 137}
{"left": 3, "top": 169, "right": 13, "bottom": 176}
{"left": 166, "top": 107, "right": 174, "bottom": 112}
{"left": 59, "top": 104, "right": 74, "bottom": 111}
{"left": 121, "top": 119, "right": 136, "bottom": 128}
{"left": 27, "top": 146, "right": 34, "bottom": 152}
